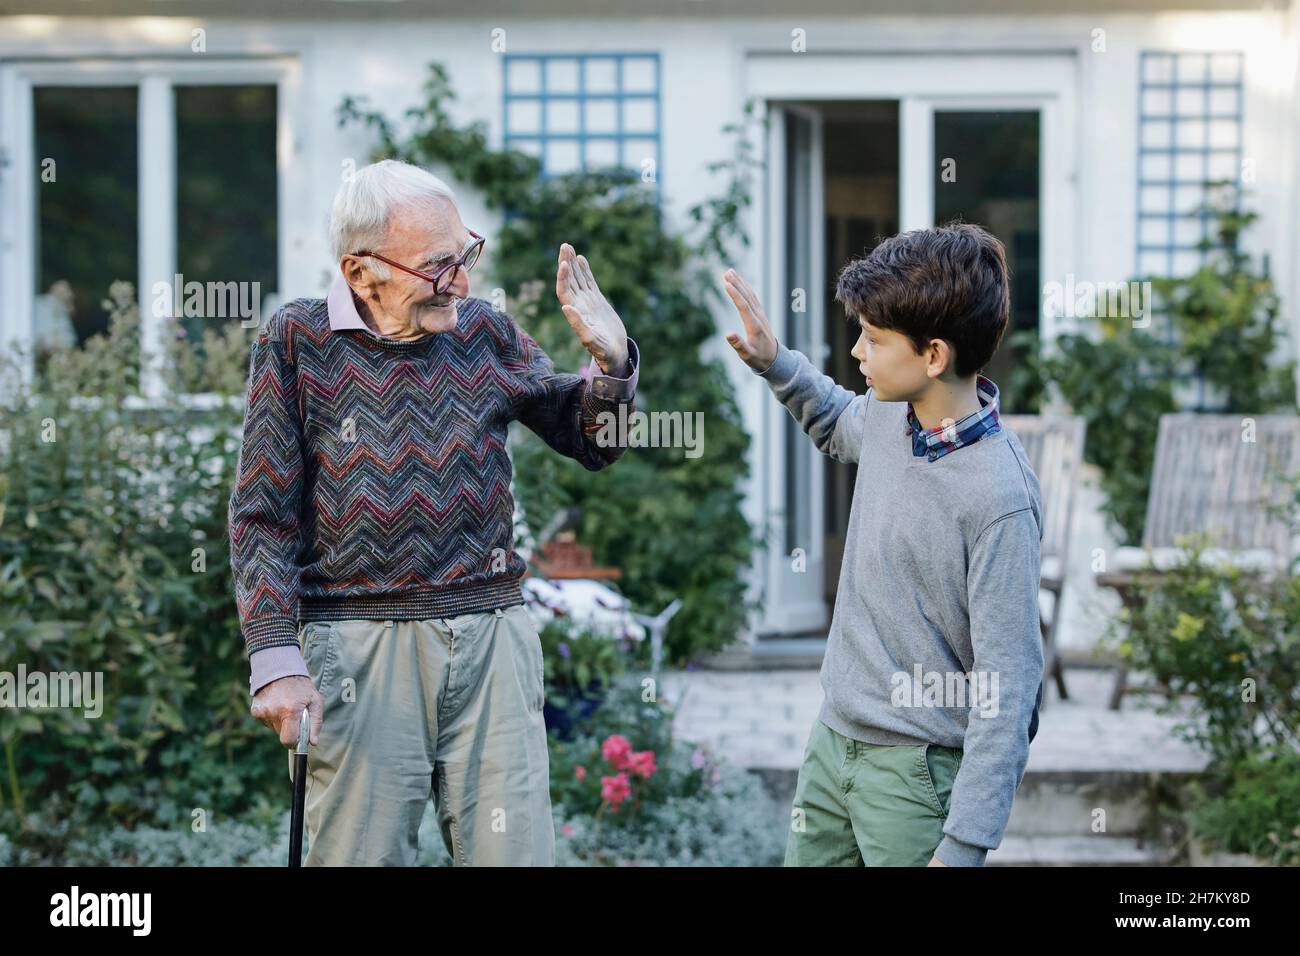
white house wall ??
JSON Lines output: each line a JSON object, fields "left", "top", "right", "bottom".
{"left": 2, "top": 8, "right": 1297, "bottom": 643}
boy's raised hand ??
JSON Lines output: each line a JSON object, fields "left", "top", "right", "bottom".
{"left": 722, "top": 268, "right": 778, "bottom": 372}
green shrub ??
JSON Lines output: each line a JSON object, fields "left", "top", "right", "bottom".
{"left": 1185, "top": 749, "right": 1300, "bottom": 866}
{"left": 0, "top": 281, "right": 288, "bottom": 832}
{"left": 545, "top": 681, "right": 783, "bottom": 863}
{"left": 1, "top": 682, "right": 785, "bottom": 867}
{"left": 1034, "top": 318, "right": 1177, "bottom": 543}
{"left": 537, "top": 617, "right": 626, "bottom": 701}
{"left": 1036, "top": 190, "right": 1296, "bottom": 544}
{"left": 1107, "top": 533, "right": 1300, "bottom": 769}
{"left": 1150, "top": 191, "right": 1297, "bottom": 415}
{"left": 0, "top": 792, "right": 290, "bottom": 867}
{"left": 1110, "top": 529, "right": 1300, "bottom": 863}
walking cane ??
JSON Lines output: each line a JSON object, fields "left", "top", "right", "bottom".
{"left": 289, "top": 705, "right": 310, "bottom": 867}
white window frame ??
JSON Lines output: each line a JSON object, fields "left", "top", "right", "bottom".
{"left": 0, "top": 56, "right": 303, "bottom": 406}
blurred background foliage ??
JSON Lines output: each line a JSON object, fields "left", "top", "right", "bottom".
{"left": 0, "top": 284, "right": 279, "bottom": 833}
{"left": 1023, "top": 188, "right": 1297, "bottom": 544}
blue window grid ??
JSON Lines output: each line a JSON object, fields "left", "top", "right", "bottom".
{"left": 1135, "top": 50, "right": 1244, "bottom": 409}
{"left": 502, "top": 52, "right": 662, "bottom": 191}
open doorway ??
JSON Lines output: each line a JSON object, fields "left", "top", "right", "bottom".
{"left": 768, "top": 98, "right": 1044, "bottom": 622}
{"left": 821, "top": 101, "right": 899, "bottom": 606}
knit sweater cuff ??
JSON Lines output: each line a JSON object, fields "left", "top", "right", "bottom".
{"left": 248, "top": 644, "right": 310, "bottom": 697}
{"left": 243, "top": 615, "right": 301, "bottom": 659}
{"left": 756, "top": 341, "right": 798, "bottom": 382}
{"left": 935, "top": 834, "right": 989, "bottom": 867}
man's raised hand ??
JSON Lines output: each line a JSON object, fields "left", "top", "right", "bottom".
{"left": 722, "top": 268, "right": 778, "bottom": 372}
{"left": 556, "top": 243, "right": 629, "bottom": 376}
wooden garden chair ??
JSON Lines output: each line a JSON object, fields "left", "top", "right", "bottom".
{"left": 1096, "top": 413, "right": 1300, "bottom": 709}
{"left": 1002, "top": 414, "right": 1087, "bottom": 710}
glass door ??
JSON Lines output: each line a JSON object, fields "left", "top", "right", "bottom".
{"left": 901, "top": 92, "right": 1066, "bottom": 413}
{"left": 934, "top": 109, "right": 1041, "bottom": 410}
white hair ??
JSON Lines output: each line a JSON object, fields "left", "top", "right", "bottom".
{"left": 329, "top": 159, "right": 457, "bottom": 280}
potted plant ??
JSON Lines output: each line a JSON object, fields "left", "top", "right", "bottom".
{"left": 537, "top": 619, "right": 626, "bottom": 739}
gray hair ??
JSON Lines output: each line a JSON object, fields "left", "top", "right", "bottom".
{"left": 330, "top": 159, "right": 457, "bottom": 280}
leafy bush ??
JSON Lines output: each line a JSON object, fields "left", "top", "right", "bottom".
{"left": 1035, "top": 190, "right": 1296, "bottom": 544}
{"left": 1030, "top": 317, "right": 1177, "bottom": 543}
{"left": 338, "top": 63, "right": 761, "bottom": 665}
{"left": 2, "top": 682, "right": 786, "bottom": 867}
{"left": 1185, "top": 748, "right": 1300, "bottom": 866}
{"left": 546, "top": 681, "right": 784, "bottom": 864}
{"left": 537, "top": 618, "right": 626, "bottom": 701}
{"left": 1150, "top": 193, "right": 1297, "bottom": 415}
{"left": 1108, "top": 527, "right": 1300, "bottom": 863}
{"left": 549, "top": 767, "right": 784, "bottom": 866}
{"left": 0, "top": 792, "right": 289, "bottom": 867}
{"left": 1107, "top": 533, "right": 1300, "bottom": 769}
{"left": 0, "top": 282, "right": 289, "bottom": 832}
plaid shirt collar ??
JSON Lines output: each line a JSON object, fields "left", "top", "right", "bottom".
{"left": 904, "top": 375, "right": 1001, "bottom": 461}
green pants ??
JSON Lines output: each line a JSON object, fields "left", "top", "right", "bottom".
{"left": 784, "top": 718, "right": 963, "bottom": 866}
{"left": 289, "top": 605, "right": 554, "bottom": 866}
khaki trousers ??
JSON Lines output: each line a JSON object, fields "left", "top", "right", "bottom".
{"left": 289, "top": 605, "right": 555, "bottom": 866}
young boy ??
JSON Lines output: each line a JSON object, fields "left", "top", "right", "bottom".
{"left": 722, "top": 222, "right": 1044, "bottom": 867}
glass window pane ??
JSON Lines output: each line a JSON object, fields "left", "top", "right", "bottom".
{"left": 585, "top": 59, "right": 617, "bottom": 94}
{"left": 508, "top": 99, "right": 541, "bottom": 135}
{"left": 545, "top": 140, "right": 581, "bottom": 175}
{"left": 548, "top": 99, "right": 579, "bottom": 134}
{"left": 507, "top": 59, "right": 541, "bottom": 95}
{"left": 623, "top": 99, "right": 656, "bottom": 134}
{"left": 175, "top": 85, "right": 277, "bottom": 339}
{"left": 33, "top": 85, "right": 139, "bottom": 358}
{"left": 622, "top": 58, "right": 656, "bottom": 93}
{"left": 546, "top": 59, "right": 579, "bottom": 94}
{"left": 934, "top": 110, "right": 1040, "bottom": 412}
{"left": 584, "top": 99, "right": 617, "bottom": 134}
{"left": 585, "top": 139, "right": 618, "bottom": 167}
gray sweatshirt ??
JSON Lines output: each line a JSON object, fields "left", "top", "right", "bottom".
{"left": 757, "top": 343, "right": 1044, "bottom": 867}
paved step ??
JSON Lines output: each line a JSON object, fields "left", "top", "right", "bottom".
{"left": 751, "top": 765, "right": 1199, "bottom": 839}
{"left": 699, "top": 637, "right": 826, "bottom": 670}
{"left": 1003, "top": 770, "right": 1195, "bottom": 838}
{"left": 987, "top": 836, "right": 1181, "bottom": 866}
{"left": 664, "top": 666, "right": 1209, "bottom": 863}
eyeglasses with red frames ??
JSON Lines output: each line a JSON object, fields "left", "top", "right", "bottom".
{"left": 355, "top": 229, "right": 485, "bottom": 295}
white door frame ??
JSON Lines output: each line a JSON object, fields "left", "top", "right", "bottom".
{"left": 760, "top": 101, "right": 827, "bottom": 636}
{"left": 745, "top": 51, "right": 1078, "bottom": 638}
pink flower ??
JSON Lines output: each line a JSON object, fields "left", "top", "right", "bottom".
{"left": 561, "top": 823, "right": 574, "bottom": 837}
{"left": 575, "top": 765, "right": 587, "bottom": 782}
{"left": 626, "top": 750, "right": 656, "bottom": 779}
{"left": 601, "top": 771, "right": 631, "bottom": 810}
{"left": 601, "top": 734, "right": 633, "bottom": 770}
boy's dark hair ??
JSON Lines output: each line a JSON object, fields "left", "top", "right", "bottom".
{"left": 834, "top": 222, "right": 1010, "bottom": 379}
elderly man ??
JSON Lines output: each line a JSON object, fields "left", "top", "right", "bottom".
{"left": 229, "top": 159, "right": 639, "bottom": 866}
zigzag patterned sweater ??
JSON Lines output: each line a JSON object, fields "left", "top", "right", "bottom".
{"left": 228, "top": 294, "right": 638, "bottom": 693}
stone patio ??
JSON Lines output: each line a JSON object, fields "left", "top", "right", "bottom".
{"left": 659, "top": 665, "right": 1211, "bottom": 865}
